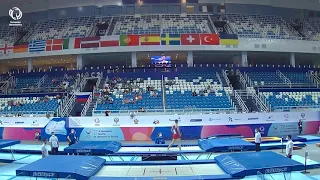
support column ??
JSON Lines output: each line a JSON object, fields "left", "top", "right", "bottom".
{"left": 27, "top": 58, "right": 33, "bottom": 72}
{"left": 131, "top": 52, "right": 137, "bottom": 68}
{"left": 187, "top": 51, "right": 194, "bottom": 67}
{"left": 290, "top": 52, "right": 295, "bottom": 67}
{"left": 76, "top": 54, "right": 83, "bottom": 70}
{"left": 241, "top": 51, "right": 248, "bottom": 67}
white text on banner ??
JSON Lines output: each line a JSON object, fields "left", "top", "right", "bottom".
{"left": 0, "top": 117, "right": 50, "bottom": 128}
{"left": 67, "top": 111, "right": 320, "bottom": 128}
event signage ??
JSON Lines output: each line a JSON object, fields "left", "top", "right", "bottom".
{"left": 67, "top": 111, "right": 319, "bottom": 128}
{"left": 0, "top": 117, "right": 50, "bottom": 128}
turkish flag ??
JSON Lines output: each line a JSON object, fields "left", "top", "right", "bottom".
{"left": 181, "top": 34, "right": 200, "bottom": 45}
{"left": 200, "top": 34, "right": 220, "bottom": 45}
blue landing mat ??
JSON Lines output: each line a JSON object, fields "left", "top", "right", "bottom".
{"left": 0, "top": 140, "right": 20, "bottom": 148}
{"left": 299, "top": 135, "right": 320, "bottom": 141}
{"left": 215, "top": 151, "right": 304, "bottom": 178}
{"left": 64, "top": 141, "right": 121, "bottom": 155}
{"left": 198, "top": 138, "right": 254, "bottom": 152}
{"left": 16, "top": 155, "right": 106, "bottom": 180}
{"left": 279, "top": 136, "right": 307, "bottom": 142}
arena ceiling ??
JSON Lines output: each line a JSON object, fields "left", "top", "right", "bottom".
{"left": 1, "top": 0, "right": 320, "bottom": 17}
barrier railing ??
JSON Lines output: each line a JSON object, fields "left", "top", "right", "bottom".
{"left": 249, "top": 89, "right": 270, "bottom": 112}
{"left": 234, "top": 90, "right": 249, "bottom": 113}
{"left": 61, "top": 94, "right": 76, "bottom": 117}
{"left": 309, "top": 70, "right": 320, "bottom": 88}
{"left": 222, "top": 70, "right": 231, "bottom": 87}
{"left": 36, "top": 74, "right": 48, "bottom": 88}
{"left": 81, "top": 92, "right": 92, "bottom": 117}
{"left": 79, "top": 73, "right": 89, "bottom": 92}
{"left": 93, "top": 108, "right": 236, "bottom": 116}
{"left": 95, "top": 72, "right": 103, "bottom": 89}
{"left": 216, "top": 71, "right": 223, "bottom": 85}
{"left": 161, "top": 75, "right": 166, "bottom": 111}
{"left": 273, "top": 105, "right": 320, "bottom": 112}
{"left": 237, "top": 69, "right": 248, "bottom": 88}
{"left": 276, "top": 70, "right": 292, "bottom": 88}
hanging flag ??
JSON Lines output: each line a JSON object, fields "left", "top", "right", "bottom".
{"left": 100, "top": 35, "right": 119, "bottom": 47}
{"left": 13, "top": 44, "right": 28, "bottom": 53}
{"left": 140, "top": 34, "right": 160, "bottom": 45}
{"left": 160, "top": 34, "right": 180, "bottom": 45}
{"left": 0, "top": 44, "right": 13, "bottom": 55}
{"left": 181, "top": 34, "right": 200, "bottom": 45}
{"left": 46, "top": 39, "right": 64, "bottom": 51}
{"left": 29, "top": 40, "right": 46, "bottom": 52}
{"left": 80, "top": 36, "right": 100, "bottom": 48}
{"left": 200, "top": 34, "right": 220, "bottom": 45}
{"left": 220, "top": 34, "right": 239, "bottom": 45}
{"left": 74, "top": 38, "right": 82, "bottom": 49}
{"left": 120, "top": 35, "right": 139, "bottom": 46}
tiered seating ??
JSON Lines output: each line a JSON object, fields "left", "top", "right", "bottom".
{"left": 23, "top": 17, "right": 99, "bottom": 41}
{"left": 96, "top": 77, "right": 163, "bottom": 112}
{"left": 63, "top": 16, "right": 100, "bottom": 39}
{"left": 164, "top": 72, "right": 234, "bottom": 110}
{"left": 246, "top": 71, "right": 283, "bottom": 86}
{"left": 303, "top": 18, "right": 320, "bottom": 41}
{"left": 0, "top": 23, "right": 30, "bottom": 44}
{"left": 224, "top": 14, "right": 262, "bottom": 38}
{"left": 0, "top": 96, "right": 60, "bottom": 116}
{"left": 112, "top": 14, "right": 211, "bottom": 35}
{"left": 250, "top": 15, "right": 298, "bottom": 39}
{"left": 282, "top": 72, "right": 314, "bottom": 87}
{"left": 42, "top": 74, "right": 76, "bottom": 88}
{"left": 15, "top": 76, "right": 41, "bottom": 89}
{"left": 112, "top": 15, "right": 161, "bottom": 35}
{"left": 161, "top": 14, "right": 211, "bottom": 34}
{"left": 225, "top": 14, "right": 299, "bottom": 39}
{"left": 261, "top": 91, "right": 320, "bottom": 110}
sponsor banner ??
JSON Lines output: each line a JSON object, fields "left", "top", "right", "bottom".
{"left": 0, "top": 120, "right": 318, "bottom": 141}
{"left": 0, "top": 117, "right": 50, "bottom": 128}
{"left": 68, "top": 111, "right": 319, "bottom": 128}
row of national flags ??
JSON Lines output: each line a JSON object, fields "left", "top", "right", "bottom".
{"left": 0, "top": 34, "right": 239, "bottom": 55}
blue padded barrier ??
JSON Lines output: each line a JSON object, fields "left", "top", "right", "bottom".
{"left": 64, "top": 141, "right": 121, "bottom": 155}
{"left": 280, "top": 136, "right": 307, "bottom": 142}
{"left": 198, "top": 138, "right": 254, "bottom": 152}
{"left": 16, "top": 156, "right": 105, "bottom": 180}
{"left": 215, "top": 151, "right": 304, "bottom": 178}
{"left": 0, "top": 140, "right": 20, "bottom": 148}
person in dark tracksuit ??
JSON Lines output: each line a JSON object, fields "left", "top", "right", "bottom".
{"left": 298, "top": 120, "right": 303, "bottom": 135}
{"left": 67, "top": 129, "right": 78, "bottom": 155}
{"left": 255, "top": 128, "right": 261, "bottom": 152}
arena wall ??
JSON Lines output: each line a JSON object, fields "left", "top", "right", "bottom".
{"left": 0, "top": 111, "right": 319, "bottom": 141}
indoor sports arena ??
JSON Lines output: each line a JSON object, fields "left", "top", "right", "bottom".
{"left": 1, "top": 0, "right": 320, "bottom": 179}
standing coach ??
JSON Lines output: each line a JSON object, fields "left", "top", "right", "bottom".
{"left": 255, "top": 128, "right": 261, "bottom": 152}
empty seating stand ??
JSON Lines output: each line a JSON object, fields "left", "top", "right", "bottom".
{"left": 261, "top": 91, "right": 320, "bottom": 111}
{"left": 0, "top": 96, "right": 60, "bottom": 116}
{"left": 112, "top": 14, "right": 212, "bottom": 35}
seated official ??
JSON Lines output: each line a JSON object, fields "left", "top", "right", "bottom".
{"left": 155, "top": 133, "right": 165, "bottom": 144}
